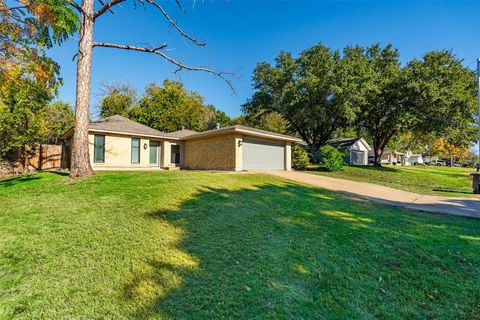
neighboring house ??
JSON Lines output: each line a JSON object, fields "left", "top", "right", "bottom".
{"left": 368, "top": 150, "right": 424, "bottom": 166}
{"left": 62, "top": 115, "right": 302, "bottom": 171}
{"left": 318, "top": 137, "right": 372, "bottom": 166}
{"left": 400, "top": 151, "right": 424, "bottom": 166}
{"left": 368, "top": 150, "right": 402, "bottom": 164}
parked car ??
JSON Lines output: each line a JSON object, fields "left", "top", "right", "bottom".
{"left": 445, "top": 160, "right": 461, "bottom": 167}
{"left": 429, "top": 160, "right": 446, "bottom": 166}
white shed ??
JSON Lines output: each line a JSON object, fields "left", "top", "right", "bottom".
{"left": 320, "top": 138, "right": 372, "bottom": 166}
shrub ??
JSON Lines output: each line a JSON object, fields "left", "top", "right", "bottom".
{"left": 319, "top": 145, "right": 344, "bottom": 172}
{"left": 292, "top": 144, "right": 310, "bottom": 170}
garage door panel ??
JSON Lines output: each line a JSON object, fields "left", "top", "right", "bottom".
{"left": 243, "top": 138, "right": 285, "bottom": 170}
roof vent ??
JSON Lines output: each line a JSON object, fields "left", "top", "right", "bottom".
{"left": 215, "top": 122, "right": 221, "bottom": 129}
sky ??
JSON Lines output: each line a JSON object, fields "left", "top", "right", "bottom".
{"left": 47, "top": 0, "right": 480, "bottom": 119}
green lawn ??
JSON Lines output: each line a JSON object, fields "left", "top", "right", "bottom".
{"left": 1, "top": 171, "right": 479, "bottom": 319}
{"left": 307, "top": 165, "right": 478, "bottom": 198}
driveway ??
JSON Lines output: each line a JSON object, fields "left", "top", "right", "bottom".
{"left": 268, "top": 171, "right": 480, "bottom": 219}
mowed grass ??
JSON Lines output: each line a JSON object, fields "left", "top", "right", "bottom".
{"left": 1, "top": 171, "right": 480, "bottom": 319}
{"left": 307, "top": 165, "right": 478, "bottom": 197}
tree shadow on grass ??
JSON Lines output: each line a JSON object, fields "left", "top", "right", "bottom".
{"left": 0, "top": 171, "right": 69, "bottom": 188}
{"left": 125, "top": 183, "right": 480, "bottom": 319}
{"left": 307, "top": 164, "right": 400, "bottom": 173}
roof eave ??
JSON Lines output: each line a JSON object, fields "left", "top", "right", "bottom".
{"left": 183, "top": 127, "right": 303, "bottom": 143}
{"left": 88, "top": 128, "right": 180, "bottom": 140}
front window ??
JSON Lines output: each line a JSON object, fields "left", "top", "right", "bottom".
{"left": 94, "top": 135, "right": 105, "bottom": 163}
{"left": 171, "top": 145, "right": 180, "bottom": 164}
{"left": 131, "top": 138, "right": 140, "bottom": 163}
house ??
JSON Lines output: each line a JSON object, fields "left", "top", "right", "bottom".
{"left": 319, "top": 137, "right": 372, "bottom": 165}
{"left": 368, "top": 150, "right": 424, "bottom": 166}
{"left": 400, "top": 151, "right": 424, "bottom": 166}
{"left": 368, "top": 150, "right": 402, "bottom": 164}
{"left": 62, "top": 115, "right": 302, "bottom": 171}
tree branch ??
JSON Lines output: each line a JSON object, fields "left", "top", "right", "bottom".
{"left": 93, "top": 41, "right": 234, "bottom": 92}
{"left": 144, "top": 0, "right": 205, "bottom": 46}
{"left": 64, "top": 0, "right": 83, "bottom": 13}
{"left": 94, "top": 0, "right": 126, "bottom": 19}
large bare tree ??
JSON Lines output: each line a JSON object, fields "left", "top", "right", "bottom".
{"left": 66, "top": 0, "right": 232, "bottom": 177}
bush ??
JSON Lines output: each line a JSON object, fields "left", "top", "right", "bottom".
{"left": 292, "top": 144, "right": 310, "bottom": 170}
{"left": 319, "top": 145, "right": 344, "bottom": 172}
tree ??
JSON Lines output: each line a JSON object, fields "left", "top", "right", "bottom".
{"left": 98, "top": 83, "right": 137, "bottom": 118}
{"left": 41, "top": 101, "right": 75, "bottom": 144}
{"left": 404, "top": 50, "right": 477, "bottom": 150}
{"left": 203, "top": 105, "right": 233, "bottom": 130}
{"left": 64, "top": 0, "right": 232, "bottom": 177}
{"left": 128, "top": 80, "right": 228, "bottom": 132}
{"left": 244, "top": 44, "right": 357, "bottom": 161}
{"left": 429, "top": 139, "right": 470, "bottom": 166}
{"left": 0, "top": 76, "right": 53, "bottom": 165}
{"left": 350, "top": 44, "right": 406, "bottom": 167}
{"left": 244, "top": 111, "right": 289, "bottom": 134}
{"left": 0, "top": 0, "right": 77, "bottom": 164}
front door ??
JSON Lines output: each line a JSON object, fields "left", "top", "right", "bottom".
{"left": 149, "top": 141, "right": 160, "bottom": 166}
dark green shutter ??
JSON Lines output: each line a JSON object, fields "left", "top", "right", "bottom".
{"left": 131, "top": 138, "right": 140, "bottom": 163}
{"left": 94, "top": 135, "right": 105, "bottom": 163}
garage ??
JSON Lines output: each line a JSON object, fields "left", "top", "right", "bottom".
{"left": 242, "top": 137, "right": 285, "bottom": 170}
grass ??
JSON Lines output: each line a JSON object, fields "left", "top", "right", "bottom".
{"left": 307, "top": 165, "right": 478, "bottom": 198}
{"left": 1, "top": 171, "right": 480, "bottom": 319}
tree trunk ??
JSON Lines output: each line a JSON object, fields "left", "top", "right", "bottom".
{"left": 70, "top": 1, "right": 95, "bottom": 178}
{"left": 373, "top": 147, "right": 382, "bottom": 168}
{"left": 309, "top": 144, "right": 320, "bottom": 164}
{"left": 372, "top": 139, "right": 382, "bottom": 167}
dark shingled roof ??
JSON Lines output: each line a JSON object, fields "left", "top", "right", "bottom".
{"left": 182, "top": 124, "right": 303, "bottom": 142}
{"left": 89, "top": 115, "right": 167, "bottom": 137}
{"left": 325, "top": 137, "right": 363, "bottom": 150}
{"left": 164, "top": 129, "right": 198, "bottom": 138}
{"left": 62, "top": 115, "right": 303, "bottom": 143}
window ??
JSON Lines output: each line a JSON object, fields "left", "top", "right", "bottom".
{"left": 131, "top": 138, "right": 140, "bottom": 163}
{"left": 171, "top": 144, "right": 180, "bottom": 164}
{"left": 94, "top": 135, "right": 105, "bottom": 163}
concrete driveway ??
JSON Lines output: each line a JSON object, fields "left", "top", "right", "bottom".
{"left": 268, "top": 171, "right": 480, "bottom": 219}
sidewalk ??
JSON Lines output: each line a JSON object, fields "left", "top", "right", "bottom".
{"left": 268, "top": 171, "right": 480, "bottom": 219}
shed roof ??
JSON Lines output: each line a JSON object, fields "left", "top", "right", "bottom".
{"left": 326, "top": 137, "right": 371, "bottom": 151}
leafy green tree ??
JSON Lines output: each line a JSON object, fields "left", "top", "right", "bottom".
{"left": 319, "top": 145, "right": 345, "bottom": 172}
{"left": 0, "top": 77, "right": 54, "bottom": 164}
{"left": 41, "top": 101, "right": 75, "bottom": 144}
{"left": 0, "top": 0, "right": 77, "bottom": 164}
{"left": 244, "top": 44, "right": 357, "bottom": 160}
{"left": 244, "top": 111, "right": 289, "bottom": 134}
{"left": 203, "top": 105, "right": 233, "bottom": 130}
{"left": 404, "top": 50, "right": 477, "bottom": 150}
{"left": 292, "top": 144, "right": 310, "bottom": 170}
{"left": 129, "top": 80, "right": 229, "bottom": 132}
{"left": 347, "top": 44, "right": 406, "bottom": 167}
{"left": 98, "top": 83, "right": 138, "bottom": 118}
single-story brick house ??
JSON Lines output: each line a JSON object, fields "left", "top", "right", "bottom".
{"left": 62, "top": 115, "right": 302, "bottom": 171}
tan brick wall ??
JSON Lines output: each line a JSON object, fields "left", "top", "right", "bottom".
{"left": 89, "top": 133, "right": 166, "bottom": 170}
{"left": 183, "top": 133, "right": 239, "bottom": 170}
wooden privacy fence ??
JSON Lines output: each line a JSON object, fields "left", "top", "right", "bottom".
{"left": 13, "top": 144, "right": 70, "bottom": 171}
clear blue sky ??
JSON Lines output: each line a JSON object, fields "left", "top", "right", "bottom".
{"left": 48, "top": 0, "right": 480, "bottom": 118}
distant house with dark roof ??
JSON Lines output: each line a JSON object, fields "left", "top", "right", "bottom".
{"left": 62, "top": 115, "right": 303, "bottom": 171}
{"left": 318, "top": 137, "right": 372, "bottom": 165}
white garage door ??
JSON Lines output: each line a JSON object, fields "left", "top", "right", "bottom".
{"left": 243, "top": 138, "right": 285, "bottom": 171}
